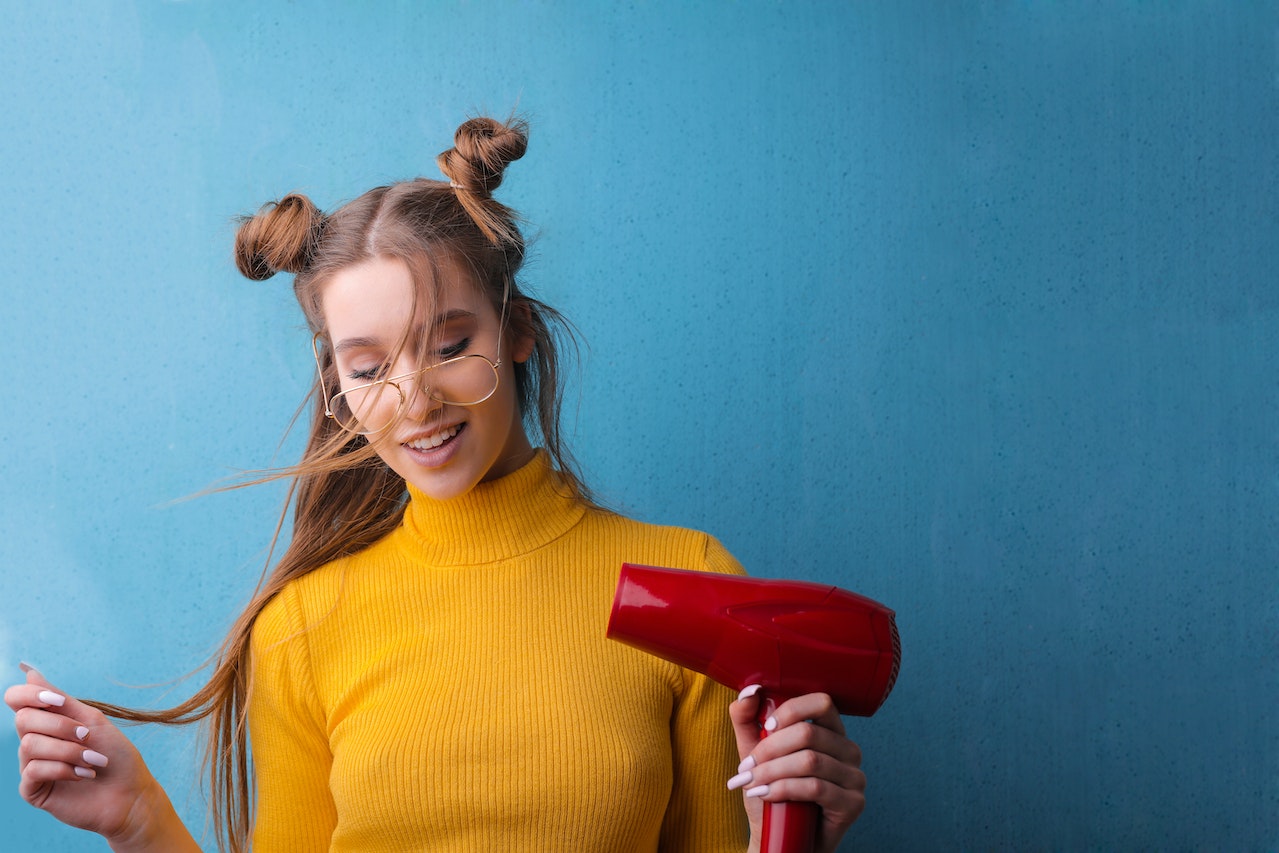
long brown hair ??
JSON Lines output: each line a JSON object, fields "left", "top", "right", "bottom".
{"left": 89, "top": 116, "right": 588, "bottom": 853}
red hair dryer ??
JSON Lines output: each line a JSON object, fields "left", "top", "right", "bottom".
{"left": 607, "top": 564, "right": 900, "bottom": 853}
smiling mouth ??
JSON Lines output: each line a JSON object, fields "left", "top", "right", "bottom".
{"left": 405, "top": 423, "right": 463, "bottom": 450}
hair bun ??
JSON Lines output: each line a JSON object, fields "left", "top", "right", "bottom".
{"left": 437, "top": 116, "right": 529, "bottom": 196}
{"left": 234, "top": 193, "right": 325, "bottom": 280}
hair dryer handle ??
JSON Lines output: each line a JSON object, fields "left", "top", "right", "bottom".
{"left": 756, "top": 693, "right": 820, "bottom": 853}
{"left": 762, "top": 802, "right": 819, "bottom": 853}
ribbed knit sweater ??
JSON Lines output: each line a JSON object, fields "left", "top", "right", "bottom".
{"left": 248, "top": 452, "right": 750, "bottom": 852}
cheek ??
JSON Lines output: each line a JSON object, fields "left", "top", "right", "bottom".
{"left": 502, "top": 365, "right": 526, "bottom": 414}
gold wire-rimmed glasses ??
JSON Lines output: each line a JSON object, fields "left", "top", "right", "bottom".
{"left": 312, "top": 334, "right": 502, "bottom": 435}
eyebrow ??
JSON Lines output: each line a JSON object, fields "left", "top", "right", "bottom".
{"left": 333, "top": 309, "right": 479, "bottom": 353}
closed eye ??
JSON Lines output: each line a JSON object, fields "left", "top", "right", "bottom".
{"left": 348, "top": 363, "right": 392, "bottom": 382}
{"left": 438, "top": 337, "right": 472, "bottom": 360}
{"left": 343, "top": 335, "right": 474, "bottom": 382}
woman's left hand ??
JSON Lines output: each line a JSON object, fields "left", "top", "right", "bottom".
{"left": 727, "top": 687, "right": 866, "bottom": 853}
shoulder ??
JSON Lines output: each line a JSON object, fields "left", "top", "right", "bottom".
{"left": 577, "top": 508, "right": 747, "bottom": 577}
{"left": 249, "top": 553, "right": 357, "bottom": 654}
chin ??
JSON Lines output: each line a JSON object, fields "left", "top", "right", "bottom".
{"left": 401, "top": 468, "right": 486, "bottom": 502}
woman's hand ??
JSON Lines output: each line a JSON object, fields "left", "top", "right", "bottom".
{"left": 728, "top": 686, "right": 866, "bottom": 853}
{"left": 4, "top": 665, "right": 198, "bottom": 853}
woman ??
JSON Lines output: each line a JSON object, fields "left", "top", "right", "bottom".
{"left": 6, "top": 117, "right": 866, "bottom": 852}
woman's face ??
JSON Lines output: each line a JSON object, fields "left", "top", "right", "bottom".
{"left": 320, "top": 254, "right": 535, "bottom": 501}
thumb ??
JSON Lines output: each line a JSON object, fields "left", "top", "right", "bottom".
{"left": 17, "top": 663, "right": 106, "bottom": 726}
{"left": 21, "top": 661, "right": 53, "bottom": 690}
{"left": 728, "top": 683, "right": 765, "bottom": 762}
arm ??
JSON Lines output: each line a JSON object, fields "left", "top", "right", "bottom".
{"left": 647, "top": 536, "right": 755, "bottom": 852}
{"left": 247, "top": 587, "right": 338, "bottom": 852}
{"left": 659, "top": 671, "right": 751, "bottom": 852}
{"left": 4, "top": 665, "right": 201, "bottom": 853}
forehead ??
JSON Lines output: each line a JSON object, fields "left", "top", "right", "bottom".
{"left": 320, "top": 254, "right": 487, "bottom": 342}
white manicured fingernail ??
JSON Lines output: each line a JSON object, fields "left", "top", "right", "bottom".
{"left": 746, "top": 784, "right": 770, "bottom": 798}
{"left": 74, "top": 766, "right": 96, "bottom": 779}
{"left": 737, "top": 684, "right": 761, "bottom": 701}
{"left": 75, "top": 726, "right": 90, "bottom": 741}
{"left": 763, "top": 715, "right": 778, "bottom": 732}
{"left": 737, "top": 755, "right": 755, "bottom": 773}
{"left": 38, "top": 690, "right": 65, "bottom": 707}
{"left": 727, "top": 770, "right": 753, "bottom": 790}
{"left": 83, "top": 750, "right": 109, "bottom": 768}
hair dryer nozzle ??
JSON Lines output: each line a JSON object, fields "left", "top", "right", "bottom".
{"left": 607, "top": 564, "right": 900, "bottom": 717}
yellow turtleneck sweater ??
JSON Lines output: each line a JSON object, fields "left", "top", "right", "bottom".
{"left": 248, "top": 453, "right": 750, "bottom": 852}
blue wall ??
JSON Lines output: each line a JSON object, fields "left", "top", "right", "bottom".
{"left": 2, "top": 2, "right": 1275, "bottom": 849}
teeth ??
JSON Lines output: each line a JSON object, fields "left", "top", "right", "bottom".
{"left": 407, "top": 425, "right": 460, "bottom": 450}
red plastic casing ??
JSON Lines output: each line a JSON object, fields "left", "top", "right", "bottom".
{"left": 606, "top": 563, "right": 901, "bottom": 853}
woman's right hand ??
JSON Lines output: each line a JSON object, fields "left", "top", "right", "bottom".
{"left": 4, "top": 664, "right": 196, "bottom": 852}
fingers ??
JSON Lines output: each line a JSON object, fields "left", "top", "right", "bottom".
{"left": 726, "top": 688, "right": 867, "bottom": 837}
{"left": 5, "top": 664, "right": 64, "bottom": 714}
{"left": 4, "top": 682, "right": 70, "bottom": 714}
{"left": 751, "top": 715, "right": 861, "bottom": 774}
{"left": 14, "top": 705, "right": 93, "bottom": 746}
{"left": 733, "top": 744, "right": 865, "bottom": 801}
{"left": 728, "top": 683, "right": 766, "bottom": 762}
{"left": 766, "top": 692, "right": 848, "bottom": 738}
{"left": 7, "top": 664, "right": 110, "bottom": 789}
{"left": 19, "top": 732, "right": 110, "bottom": 782}
{"left": 7, "top": 664, "right": 107, "bottom": 728}
{"left": 731, "top": 690, "right": 859, "bottom": 773}
{"left": 5, "top": 664, "right": 166, "bottom": 841}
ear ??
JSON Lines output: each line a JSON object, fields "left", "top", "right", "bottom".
{"left": 508, "top": 300, "right": 537, "bottom": 364}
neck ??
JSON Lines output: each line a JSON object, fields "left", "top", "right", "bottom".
{"left": 400, "top": 450, "right": 586, "bottom": 565}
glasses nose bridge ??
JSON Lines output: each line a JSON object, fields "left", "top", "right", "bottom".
{"left": 396, "top": 364, "right": 444, "bottom": 412}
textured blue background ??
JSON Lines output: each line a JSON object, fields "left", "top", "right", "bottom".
{"left": 2, "top": 2, "right": 1276, "bottom": 850}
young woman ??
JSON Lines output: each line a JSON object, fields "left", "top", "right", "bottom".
{"left": 6, "top": 117, "right": 867, "bottom": 853}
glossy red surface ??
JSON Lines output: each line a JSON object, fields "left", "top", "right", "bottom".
{"left": 607, "top": 563, "right": 901, "bottom": 853}
{"left": 608, "top": 563, "right": 900, "bottom": 715}
{"left": 757, "top": 693, "right": 819, "bottom": 853}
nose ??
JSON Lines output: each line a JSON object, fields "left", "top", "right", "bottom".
{"left": 399, "top": 372, "right": 442, "bottom": 421}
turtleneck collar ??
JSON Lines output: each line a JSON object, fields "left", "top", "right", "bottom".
{"left": 399, "top": 450, "right": 587, "bottom": 566}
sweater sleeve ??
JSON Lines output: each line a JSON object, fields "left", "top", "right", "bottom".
{"left": 248, "top": 584, "right": 338, "bottom": 853}
{"left": 657, "top": 534, "right": 751, "bottom": 852}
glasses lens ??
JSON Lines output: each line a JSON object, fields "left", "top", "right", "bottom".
{"left": 331, "top": 381, "right": 405, "bottom": 434}
{"left": 326, "top": 356, "right": 499, "bottom": 434}
{"left": 425, "top": 355, "right": 500, "bottom": 405}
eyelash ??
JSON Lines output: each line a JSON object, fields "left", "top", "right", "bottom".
{"left": 346, "top": 338, "right": 472, "bottom": 382}
{"left": 348, "top": 365, "right": 387, "bottom": 382}
{"left": 439, "top": 337, "right": 472, "bottom": 359}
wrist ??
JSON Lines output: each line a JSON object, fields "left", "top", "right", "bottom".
{"left": 106, "top": 778, "right": 200, "bottom": 853}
